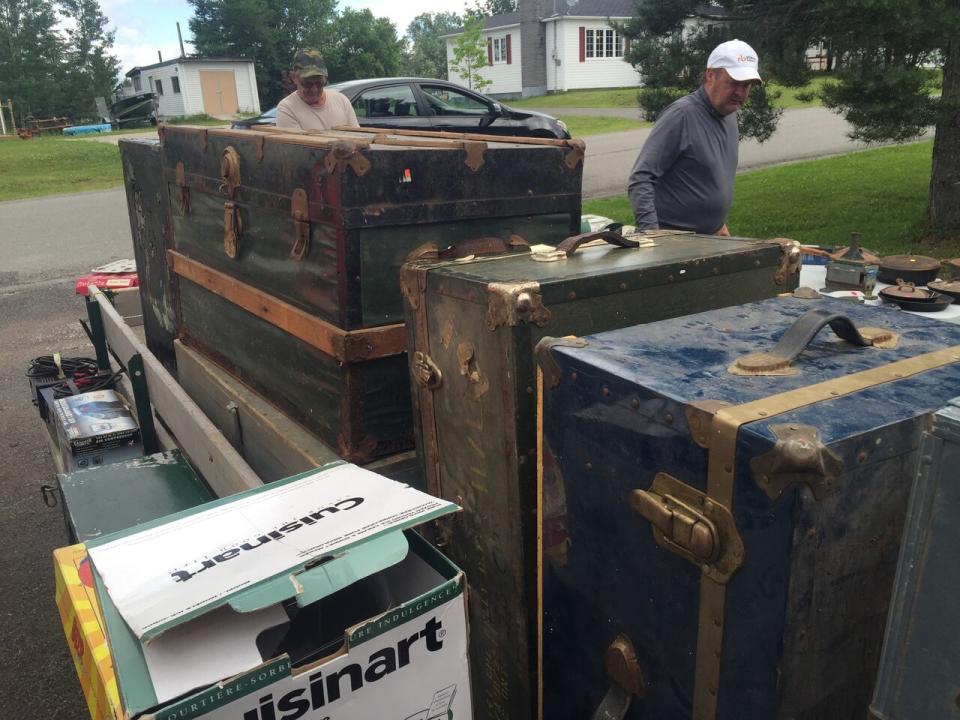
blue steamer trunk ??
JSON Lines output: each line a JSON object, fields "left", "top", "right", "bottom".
{"left": 537, "top": 297, "right": 960, "bottom": 720}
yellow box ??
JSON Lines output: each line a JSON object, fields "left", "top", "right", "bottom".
{"left": 54, "top": 544, "right": 122, "bottom": 720}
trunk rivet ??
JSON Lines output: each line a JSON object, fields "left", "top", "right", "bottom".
{"left": 857, "top": 451, "right": 868, "bottom": 463}
{"left": 570, "top": 372, "right": 578, "bottom": 381}
{"left": 585, "top": 462, "right": 592, "bottom": 471}
{"left": 567, "top": 291, "right": 577, "bottom": 300}
{"left": 602, "top": 386, "right": 610, "bottom": 397}
{"left": 664, "top": 413, "right": 674, "bottom": 424}
{"left": 758, "top": 410, "right": 768, "bottom": 416}
{"left": 630, "top": 398, "right": 640, "bottom": 410}
{"left": 619, "top": 282, "right": 627, "bottom": 290}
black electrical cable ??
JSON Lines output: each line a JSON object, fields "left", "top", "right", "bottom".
{"left": 26, "top": 356, "right": 124, "bottom": 398}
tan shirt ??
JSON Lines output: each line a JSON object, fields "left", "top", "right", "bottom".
{"left": 276, "top": 90, "right": 359, "bottom": 131}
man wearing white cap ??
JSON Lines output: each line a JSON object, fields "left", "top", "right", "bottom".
{"left": 628, "top": 39, "right": 762, "bottom": 235}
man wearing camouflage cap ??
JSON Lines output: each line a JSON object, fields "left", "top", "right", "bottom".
{"left": 277, "top": 49, "right": 359, "bottom": 131}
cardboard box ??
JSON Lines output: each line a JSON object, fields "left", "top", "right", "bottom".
{"left": 52, "top": 389, "right": 142, "bottom": 471}
{"left": 87, "top": 462, "right": 472, "bottom": 720}
{"left": 53, "top": 544, "right": 123, "bottom": 720}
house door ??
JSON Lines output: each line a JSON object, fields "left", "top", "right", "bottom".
{"left": 199, "top": 70, "right": 239, "bottom": 115}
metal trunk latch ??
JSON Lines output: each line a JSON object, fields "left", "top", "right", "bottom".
{"left": 629, "top": 473, "right": 743, "bottom": 583}
{"left": 590, "top": 635, "right": 646, "bottom": 720}
{"left": 290, "top": 188, "right": 310, "bottom": 261}
{"left": 412, "top": 351, "right": 443, "bottom": 390}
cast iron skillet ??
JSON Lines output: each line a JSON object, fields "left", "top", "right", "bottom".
{"left": 879, "top": 285, "right": 953, "bottom": 312}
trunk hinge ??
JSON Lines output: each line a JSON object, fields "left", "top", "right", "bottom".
{"left": 290, "top": 188, "right": 310, "bottom": 261}
{"left": 774, "top": 237, "right": 802, "bottom": 285}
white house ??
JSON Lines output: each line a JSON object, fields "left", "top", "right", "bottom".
{"left": 120, "top": 57, "right": 261, "bottom": 119}
{"left": 444, "top": 0, "right": 641, "bottom": 98}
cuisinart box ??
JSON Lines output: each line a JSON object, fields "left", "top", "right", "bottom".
{"left": 87, "top": 462, "right": 471, "bottom": 720}
{"left": 52, "top": 389, "right": 142, "bottom": 470}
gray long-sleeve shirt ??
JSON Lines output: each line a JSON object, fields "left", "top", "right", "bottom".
{"left": 627, "top": 87, "right": 738, "bottom": 234}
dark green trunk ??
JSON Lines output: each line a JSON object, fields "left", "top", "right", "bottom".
{"left": 403, "top": 234, "right": 800, "bottom": 720}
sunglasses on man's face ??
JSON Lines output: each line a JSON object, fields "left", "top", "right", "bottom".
{"left": 299, "top": 77, "right": 326, "bottom": 88}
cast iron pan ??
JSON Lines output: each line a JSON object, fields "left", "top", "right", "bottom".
{"left": 927, "top": 279, "right": 960, "bottom": 301}
{"left": 880, "top": 286, "right": 953, "bottom": 312}
{"left": 877, "top": 254, "right": 941, "bottom": 285}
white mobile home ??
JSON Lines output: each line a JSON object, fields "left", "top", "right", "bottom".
{"left": 121, "top": 57, "right": 261, "bottom": 119}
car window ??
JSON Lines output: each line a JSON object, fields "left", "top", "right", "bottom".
{"left": 420, "top": 85, "right": 491, "bottom": 116}
{"left": 352, "top": 85, "right": 420, "bottom": 118}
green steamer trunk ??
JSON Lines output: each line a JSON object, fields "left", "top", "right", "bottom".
{"left": 119, "top": 138, "right": 178, "bottom": 373}
{"left": 401, "top": 232, "right": 802, "bottom": 720}
{"left": 160, "top": 125, "right": 583, "bottom": 461}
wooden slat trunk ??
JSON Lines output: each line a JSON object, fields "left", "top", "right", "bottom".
{"left": 160, "top": 125, "right": 583, "bottom": 459}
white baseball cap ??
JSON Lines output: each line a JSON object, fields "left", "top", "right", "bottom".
{"left": 707, "top": 39, "right": 762, "bottom": 82}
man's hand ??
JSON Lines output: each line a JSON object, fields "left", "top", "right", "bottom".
{"left": 716, "top": 224, "right": 730, "bottom": 237}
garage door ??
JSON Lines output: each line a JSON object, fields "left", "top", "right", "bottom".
{"left": 199, "top": 70, "right": 239, "bottom": 115}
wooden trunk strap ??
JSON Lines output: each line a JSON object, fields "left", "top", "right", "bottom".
{"left": 693, "top": 344, "right": 960, "bottom": 719}
{"left": 168, "top": 250, "right": 406, "bottom": 364}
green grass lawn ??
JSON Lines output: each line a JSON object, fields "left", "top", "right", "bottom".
{"left": 561, "top": 115, "right": 648, "bottom": 136}
{"left": 0, "top": 135, "right": 122, "bottom": 200}
{"left": 510, "top": 75, "right": 833, "bottom": 111}
{"left": 584, "top": 141, "right": 956, "bottom": 256}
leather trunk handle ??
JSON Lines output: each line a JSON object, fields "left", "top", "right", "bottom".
{"left": 436, "top": 234, "right": 530, "bottom": 260}
{"left": 733, "top": 309, "right": 895, "bottom": 375}
{"left": 558, "top": 229, "right": 639, "bottom": 256}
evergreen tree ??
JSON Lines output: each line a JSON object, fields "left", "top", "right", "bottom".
{"left": 0, "top": 0, "right": 64, "bottom": 119}
{"left": 620, "top": 0, "right": 960, "bottom": 232}
{"left": 58, "top": 0, "right": 121, "bottom": 118}
{"left": 404, "top": 11, "right": 462, "bottom": 79}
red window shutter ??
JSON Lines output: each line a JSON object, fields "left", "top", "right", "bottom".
{"left": 487, "top": 38, "right": 493, "bottom": 66}
{"left": 506, "top": 34, "right": 512, "bottom": 64}
{"left": 579, "top": 27, "right": 586, "bottom": 62}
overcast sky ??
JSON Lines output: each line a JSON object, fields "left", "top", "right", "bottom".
{"left": 103, "top": 0, "right": 467, "bottom": 75}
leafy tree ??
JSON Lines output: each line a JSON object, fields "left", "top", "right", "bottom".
{"left": 319, "top": 8, "right": 404, "bottom": 81}
{"left": 58, "top": 0, "right": 121, "bottom": 118}
{"left": 465, "top": 0, "right": 517, "bottom": 18}
{"left": 450, "top": 14, "right": 490, "bottom": 91}
{"left": 188, "top": 0, "right": 338, "bottom": 107}
{"left": 404, "top": 11, "right": 461, "bottom": 79}
{"left": 621, "top": 0, "right": 960, "bottom": 233}
{"left": 0, "top": 0, "right": 64, "bottom": 120}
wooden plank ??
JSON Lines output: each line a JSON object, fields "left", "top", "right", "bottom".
{"left": 174, "top": 340, "right": 340, "bottom": 482}
{"left": 89, "top": 286, "right": 261, "bottom": 496}
{"left": 335, "top": 124, "right": 576, "bottom": 148}
{"left": 168, "top": 251, "right": 406, "bottom": 362}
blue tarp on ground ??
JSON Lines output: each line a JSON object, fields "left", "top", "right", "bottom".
{"left": 63, "top": 124, "right": 112, "bottom": 136}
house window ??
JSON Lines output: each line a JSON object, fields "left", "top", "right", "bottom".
{"left": 172, "top": 76, "right": 181, "bottom": 94}
{"left": 155, "top": 79, "right": 164, "bottom": 96}
{"left": 492, "top": 36, "right": 508, "bottom": 64}
{"left": 133, "top": 76, "right": 141, "bottom": 92}
{"left": 585, "top": 28, "right": 624, "bottom": 59}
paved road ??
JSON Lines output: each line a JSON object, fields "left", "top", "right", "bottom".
{"left": 0, "top": 196, "right": 135, "bottom": 720}
{"left": 578, "top": 106, "right": 927, "bottom": 198}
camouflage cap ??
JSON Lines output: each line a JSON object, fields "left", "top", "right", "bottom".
{"left": 292, "top": 49, "right": 328, "bottom": 78}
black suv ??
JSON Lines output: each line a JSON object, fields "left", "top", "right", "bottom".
{"left": 232, "top": 77, "right": 570, "bottom": 139}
